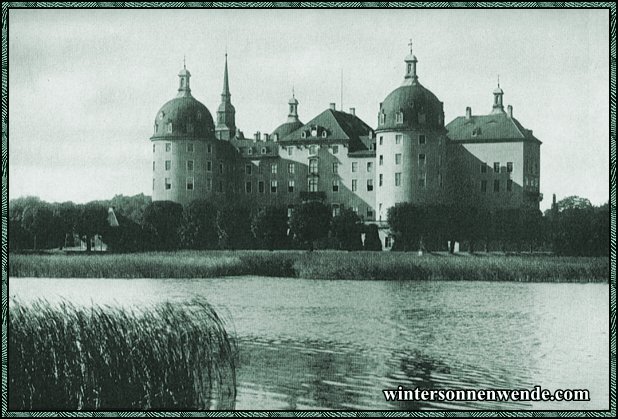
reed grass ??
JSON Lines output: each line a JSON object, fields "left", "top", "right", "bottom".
{"left": 9, "top": 250, "right": 609, "bottom": 282}
{"left": 8, "top": 298, "right": 236, "bottom": 410}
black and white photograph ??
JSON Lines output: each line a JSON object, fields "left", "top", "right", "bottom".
{"left": 4, "top": 5, "right": 613, "bottom": 413}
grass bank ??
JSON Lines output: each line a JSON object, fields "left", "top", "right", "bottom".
{"left": 8, "top": 298, "right": 236, "bottom": 410}
{"left": 9, "top": 251, "right": 609, "bottom": 282}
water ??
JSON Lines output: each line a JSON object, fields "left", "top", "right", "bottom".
{"left": 9, "top": 277, "right": 609, "bottom": 410}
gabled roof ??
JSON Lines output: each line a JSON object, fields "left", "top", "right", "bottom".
{"left": 446, "top": 113, "right": 541, "bottom": 144}
{"left": 281, "top": 109, "right": 375, "bottom": 153}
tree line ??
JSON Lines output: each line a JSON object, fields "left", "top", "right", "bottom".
{"left": 8, "top": 194, "right": 382, "bottom": 252}
{"left": 387, "top": 196, "right": 609, "bottom": 256}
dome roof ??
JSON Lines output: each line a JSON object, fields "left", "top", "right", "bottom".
{"left": 152, "top": 96, "right": 214, "bottom": 139}
{"left": 378, "top": 82, "right": 444, "bottom": 130}
{"left": 271, "top": 120, "right": 303, "bottom": 140}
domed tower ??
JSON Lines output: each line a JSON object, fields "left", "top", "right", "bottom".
{"left": 271, "top": 89, "right": 304, "bottom": 141}
{"left": 374, "top": 41, "right": 448, "bottom": 222}
{"left": 150, "top": 63, "right": 218, "bottom": 206}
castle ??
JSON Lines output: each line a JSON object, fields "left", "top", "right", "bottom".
{"left": 150, "top": 43, "right": 542, "bottom": 249}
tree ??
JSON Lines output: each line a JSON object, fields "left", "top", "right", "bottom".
{"left": 104, "top": 213, "right": 143, "bottom": 252}
{"left": 289, "top": 201, "right": 331, "bottom": 251}
{"left": 180, "top": 200, "right": 218, "bottom": 249}
{"left": 142, "top": 201, "right": 183, "bottom": 250}
{"left": 330, "top": 208, "right": 363, "bottom": 251}
{"left": 214, "top": 201, "right": 254, "bottom": 250}
{"left": 251, "top": 205, "right": 289, "bottom": 251}
{"left": 75, "top": 203, "right": 108, "bottom": 252}
{"left": 21, "top": 203, "right": 54, "bottom": 250}
{"left": 363, "top": 224, "right": 382, "bottom": 251}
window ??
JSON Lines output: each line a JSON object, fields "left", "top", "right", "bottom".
{"left": 379, "top": 155, "right": 383, "bottom": 166}
{"left": 153, "top": 144, "right": 156, "bottom": 153}
{"left": 287, "top": 206, "right": 294, "bottom": 218}
{"left": 271, "top": 164, "right": 278, "bottom": 174}
{"left": 367, "top": 179, "right": 374, "bottom": 191}
{"left": 152, "top": 178, "right": 155, "bottom": 190}
{"left": 309, "top": 159, "right": 318, "bottom": 175}
{"left": 165, "top": 178, "right": 171, "bottom": 190}
{"left": 187, "top": 143, "right": 194, "bottom": 153}
{"left": 288, "top": 180, "right": 295, "bottom": 193}
{"left": 332, "top": 145, "right": 339, "bottom": 154}
{"left": 507, "top": 179, "right": 513, "bottom": 192}
{"left": 258, "top": 181, "right": 265, "bottom": 193}
{"left": 438, "top": 173, "right": 443, "bottom": 188}
{"left": 288, "top": 147, "right": 293, "bottom": 156}
{"left": 481, "top": 180, "right": 487, "bottom": 193}
{"left": 322, "top": 130, "right": 328, "bottom": 138}
{"left": 247, "top": 147, "right": 253, "bottom": 155}
{"left": 245, "top": 181, "right": 252, "bottom": 193}
{"left": 309, "top": 145, "right": 318, "bottom": 155}
{"left": 153, "top": 161, "right": 155, "bottom": 171}
{"left": 206, "top": 161, "right": 212, "bottom": 172}
{"left": 207, "top": 144, "right": 212, "bottom": 153}
{"left": 379, "top": 203, "right": 382, "bottom": 221}
{"left": 187, "top": 160, "right": 194, "bottom": 171}
{"left": 301, "top": 131, "right": 307, "bottom": 139}
{"left": 245, "top": 164, "right": 252, "bottom": 175}
{"left": 352, "top": 179, "right": 357, "bottom": 192}
{"left": 379, "top": 136, "right": 383, "bottom": 145}
{"left": 187, "top": 123, "right": 194, "bottom": 133}
{"left": 271, "top": 180, "right": 278, "bottom": 193}
{"left": 395, "top": 134, "right": 402, "bottom": 145}
{"left": 332, "top": 163, "right": 338, "bottom": 174}
{"left": 332, "top": 179, "right": 339, "bottom": 192}
{"left": 395, "top": 172, "right": 401, "bottom": 186}
{"left": 352, "top": 162, "right": 358, "bottom": 173}
{"left": 395, "top": 153, "right": 402, "bottom": 165}
{"left": 481, "top": 163, "right": 487, "bottom": 173}
{"left": 370, "top": 143, "right": 375, "bottom": 151}
{"left": 352, "top": 207, "right": 359, "bottom": 214}
{"left": 379, "top": 173, "right": 383, "bottom": 186}
{"left": 167, "top": 123, "right": 172, "bottom": 133}
{"left": 219, "top": 162, "right": 224, "bottom": 174}
{"left": 419, "top": 154, "right": 426, "bottom": 166}
{"left": 186, "top": 177, "right": 194, "bottom": 191}
{"left": 166, "top": 143, "right": 171, "bottom": 152}
{"left": 367, "top": 208, "right": 374, "bottom": 218}
{"left": 379, "top": 112, "right": 385, "bottom": 125}
{"left": 494, "top": 179, "right": 500, "bottom": 192}
{"left": 154, "top": 123, "right": 158, "bottom": 134}
{"left": 261, "top": 147, "right": 267, "bottom": 155}
{"left": 165, "top": 160, "right": 171, "bottom": 170}
{"left": 396, "top": 112, "right": 404, "bottom": 124}
{"left": 419, "top": 135, "right": 426, "bottom": 145}
{"left": 218, "top": 181, "right": 224, "bottom": 193}
{"left": 308, "top": 177, "right": 319, "bottom": 192}
{"left": 507, "top": 162, "right": 513, "bottom": 173}
{"left": 332, "top": 204, "right": 341, "bottom": 217}
{"left": 288, "top": 163, "right": 295, "bottom": 174}
{"left": 207, "top": 178, "right": 212, "bottom": 192}
{"left": 494, "top": 162, "right": 500, "bottom": 173}
{"left": 418, "top": 173, "right": 426, "bottom": 188}
{"left": 367, "top": 162, "right": 373, "bottom": 172}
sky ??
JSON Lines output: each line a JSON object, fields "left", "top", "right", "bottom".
{"left": 8, "top": 8, "right": 610, "bottom": 210}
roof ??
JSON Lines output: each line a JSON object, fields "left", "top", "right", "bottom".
{"left": 281, "top": 108, "right": 375, "bottom": 153}
{"left": 151, "top": 96, "right": 214, "bottom": 140}
{"left": 377, "top": 82, "right": 444, "bottom": 131}
{"left": 271, "top": 120, "right": 303, "bottom": 140}
{"left": 446, "top": 113, "right": 541, "bottom": 144}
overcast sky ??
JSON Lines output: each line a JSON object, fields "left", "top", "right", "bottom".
{"left": 8, "top": 8, "right": 609, "bottom": 210}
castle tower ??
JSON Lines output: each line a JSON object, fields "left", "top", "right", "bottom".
{"left": 215, "top": 54, "right": 237, "bottom": 140}
{"left": 374, "top": 41, "right": 447, "bottom": 223}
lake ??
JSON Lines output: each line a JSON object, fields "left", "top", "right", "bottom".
{"left": 9, "top": 276, "right": 609, "bottom": 411}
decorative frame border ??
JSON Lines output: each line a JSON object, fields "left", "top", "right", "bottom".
{"left": 1, "top": 2, "right": 615, "bottom": 417}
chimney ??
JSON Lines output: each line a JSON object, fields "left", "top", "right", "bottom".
{"left": 329, "top": 102, "right": 336, "bottom": 110}
{"left": 253, "top": 132, "right": 259, "bottom": 142}
{"left": 465, "top": 107, "right": 472, "bottom": 120}
{"left": 263, "top": 133, "right": 270, "bottom": 142}
{"left": 349, "top": 107, "right": 356, "bottom": 116}
{"left": 507, "top": 105, "right": 513, "bottom": 118}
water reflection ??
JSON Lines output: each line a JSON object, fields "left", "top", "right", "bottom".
{"left": 9, "top": 276, "right": 609, "bottom": 410}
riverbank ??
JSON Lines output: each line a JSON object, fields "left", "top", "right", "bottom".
{"left": 8, "top": 251, "right": 609, "bottom": 282}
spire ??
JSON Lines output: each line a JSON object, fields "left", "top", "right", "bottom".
{"left": 404, "top": 39, "right": 418, "bottom": 85}
{"left": 491, "top": 76, "right": 505, "bottom": 114}
{"left": 221, "top": 53, "right": 231, "bottom": 101}
{"left": 177, "top": 59, "right": 191, "bottom": 97}
{"left": 215, "top": 53, "right": 236, "bottom": 140}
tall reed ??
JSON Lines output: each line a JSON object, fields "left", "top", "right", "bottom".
{"left": 8, "top": 298, "right": 236, "bottom": 410}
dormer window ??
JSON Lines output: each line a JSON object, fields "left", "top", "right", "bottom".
{"left": 301, "top": 131, "right": 307, "bottom": 139}
{"left": 187, "top": 123, "right": 194, "bottom": 133}
{"left": 247, "top": 148, "right": 253, "bottom": 155}
{"left": 167, "top": 123, "right": 173, "bottom": 133}
{"left": 322, "top": 130, "right": 328, "bottom": 138}
{"left": 395, "top": 111, "right": 404, "bottom": 124}
{"left": 154, "top": 123, "right": 158, "bottom": 134}
{"left": 261, "top": 147, "right": 267, "bottom": 155}
{"left": 196, "top": 112, "right": 202, "bottom": 120}
{"left": 273, "top": 134, "right": 278, "bottom": 142}
{"left": 472, "top": 127, "right": 482, "bottom": 137}
{"left": 311, "top": 128, "right": 318, "bottom": 137}
{"left": 379, "top": 112, "right": 386, "bottom": 125}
